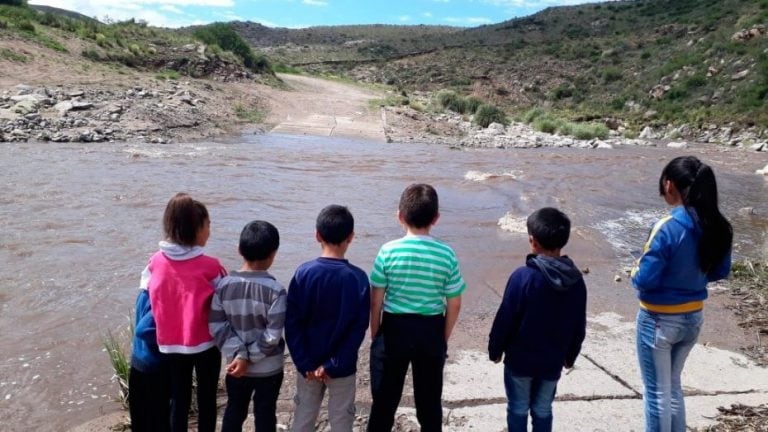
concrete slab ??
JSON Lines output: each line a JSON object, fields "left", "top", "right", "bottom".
{"left": 443, "top": 350, "right": 635, "bottom": 402}
{"left": 582, "top": 312, "right": 768, "bottom": 394}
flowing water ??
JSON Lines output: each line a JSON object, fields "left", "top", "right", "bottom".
{"left": 1, "top": 134, "right": 767, "bottom": 430}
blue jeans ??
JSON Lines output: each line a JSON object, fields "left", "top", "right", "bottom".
{"left": 504, "top": 367, "right": 558, "bottom": 432}
{"left": 636, "top": 309, "right": 703, "bottom": 432}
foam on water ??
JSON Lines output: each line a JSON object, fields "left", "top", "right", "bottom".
{"left": 497, "top": 212, "right": 527, "bottom": 234}
{"left": 464, "top": 170, "right": 519, "bottom": 182}
{"left": 593, "top": 209, "right": 666, "bottom": 260}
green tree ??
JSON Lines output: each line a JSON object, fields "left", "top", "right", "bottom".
{"left": 192, "top": 22, "right": 271, "bottom": 73}
{"left": 0, "top": 0, "right": 27, "bottom": 6}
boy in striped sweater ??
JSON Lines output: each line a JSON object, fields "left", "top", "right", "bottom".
{"left": 209, "top": 220, "right": 286, "bottom": 432}
{"left": 367, "top": 183, "right": 466, "bottom": 432}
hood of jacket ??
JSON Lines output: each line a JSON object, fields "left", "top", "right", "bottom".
{"left": 158, "top": 240, "right": 205, "bottom": 261}
{"left": 526, "top": 254, "right": 583, "bottom": 292}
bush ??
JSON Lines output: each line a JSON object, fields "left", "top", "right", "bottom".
{"left": 193, "top": 22, "right": 271, "bottom": 73}
{"left": 437, "top": 90, "right": 461, "bottom": 110}
{"left": 464, "top": 97, "right": 483, "bottom": 114}
{"left": 128, "top": 43, "right": 142, "bottom": 56}
{"left": 522, "top": 107, "right": 547, "bottom": 123}
{"left": 572, "top": 123, "right": 609, "bottom": 140}
{"left": 533, "top": 116, "right": 559, "bottom": 133}
{"left": 474, "top": 104, "right": 508, "bottom": 128}
{"left": 551, "top": 84, "right": 574, "bottom": 100}
{"left": 81, "top": 48, "right": 101, "bottom": 61}
{"left": 14, "top": 17, "right": 35, "bottom": 32}
{"left": 602, "top": 67, "right": 623, "bottom": 83}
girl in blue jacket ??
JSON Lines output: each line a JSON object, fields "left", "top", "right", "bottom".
{"left": 631, "top": 156, "right": 732, "bottom": 432}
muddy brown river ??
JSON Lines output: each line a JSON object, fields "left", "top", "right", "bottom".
{"left": 1, "top": 135, "right": 766, "bottom": 431}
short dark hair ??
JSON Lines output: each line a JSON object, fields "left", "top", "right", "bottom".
{"left": 316, "top": 205, "right": 354, "bottom": 245}
{"left": 239, "top": 220, "right": 279, "bottom": 262}
{"left": 163, "top": 192, "right": 209, "bottom": 247}
{"left": 399, "top": 183, "right": 439, "bottom": 229}
{"left": 527, "top": 207, "right": 571, "bottom": 251}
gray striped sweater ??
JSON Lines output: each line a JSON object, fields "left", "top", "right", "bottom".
{"left": 209, "top": 270, "right": 286, "bottom": 377}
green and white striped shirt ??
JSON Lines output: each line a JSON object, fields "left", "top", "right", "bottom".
{"left": 370, "top": 235, "right": 466, "bottom": 315}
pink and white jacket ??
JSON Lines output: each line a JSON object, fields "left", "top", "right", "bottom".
{"left": 140, "top": 241, "right": 227, "bottom": 354}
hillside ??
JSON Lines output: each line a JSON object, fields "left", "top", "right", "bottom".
{"left": 235, "top": 0, "right": 768, "bottom": 137}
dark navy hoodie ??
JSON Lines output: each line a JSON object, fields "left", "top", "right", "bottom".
{"left": 488, "top": 254, "right": 587, "bottom": 380}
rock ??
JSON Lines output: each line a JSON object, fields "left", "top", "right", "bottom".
{"left": 486, "top": 122, "right": 506, "bottom": 135}
{"left": 649, "top": 85, "right": 670, "bottom": 100}
{"left": 14, "top": 84, "right": 33, "bottom": 95}
{"left": 756, "top": 164, "right": 768, "bottom": 175}
{"left": 738, "top": 207, "right": 757, "bottom": 216}
{"left": 643, "top": 110, "right": 658, "bottom": 120}
{"left": 732, "top": 69, "right": 750, "bottom": 81}
{"left": 707, "top": 66, "right": 720, "bottom": 77}
{"left": 68, "top": 91, "right": 85, "bottom": 98}
{"left": 605, "top": 118, "right": 622, "bottom": 130}
{"left": 54, "top": 101, "right": 94, "bottom": 117}
{"left": 614, "top": 275, "right": 622, "bottom": 283}
{"left": 594, "top": 141, "right": 613, "bottom": 149}
{"left": 179, "top": 95, "right": 196, "bottom": 106}
{"left": 749, "top": 142, "right": 766, "bottom": 152}
{"left": 667, "top": 141, "right": 688, "bottom": 149}
{"left": 639, "top": 126, "right": 658, "bottom": 139}
{"left": 11, "top": 99, "right": 39, "bottom": 115}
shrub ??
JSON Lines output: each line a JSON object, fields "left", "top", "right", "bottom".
{"left": 193, "top": 22, "right": 272, "bottom": 73}
{"left": 81, "top": 48, "right": 101, "bottom": 61}
{"left": 551, "top": 84, "right": 574, "bottom": 100}
{"left": 437, "top": 90, "right": 461, "bottom": 110}
{"left": 464, "top": 97, "right": 483, "bottom": 114}
{"left": 474, "top": 104, "right": 509, "bottom": 128}
{"left": 572, "top": 123, "right": 609, "bottom": 140}
{"left": 14, "top": 18, "right": 35, "bottom": 32}
{"left": 155, "top": 70, "right": 180, "bottom": 81}
{"left": 522, "top": 107, "right": 547, "bottom": 123}
{"left": 128, "top": 43, "right": 142, "bottom": 56}
{"left": 534, "top": 116, "right": 559, "bottom": 133}
{"left": 602, "top": 67, "right": 623, "bottom": 83}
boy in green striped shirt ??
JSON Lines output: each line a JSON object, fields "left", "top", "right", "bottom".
{"left": 367, "top": 183, "right": 466, "bottom": 432}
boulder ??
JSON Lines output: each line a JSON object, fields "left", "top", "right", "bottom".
{"left": 643, "top": 110, "right": 658, "bottom": 120}
{"left": 732, "top": 69, "right": 750, "bottom": 81}
{"left": 11, "top": 99, "right": 39, "bottom": 115}
{"left": 667, "top": 141, "right": 688, "bottom": 149}
{"left": 54, "top": 101, "right": 94, "bottom": 117}
{"left": 749, "top": 142, "right": 766, "bottom": 152}
{"left": 639, "top": 126, "right": 658, "bottom": 139}
{"left": 756, "top": 164, "right": 768, "bottom": 176}
{"left": 649, "top": 85, "right": 670, "bottom": 100}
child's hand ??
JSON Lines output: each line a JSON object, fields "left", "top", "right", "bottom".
{"left": 313, "top": 366, "right": 328, "bottom": 383}
{"left": 226, "top": 358, "right": 248, "bottom": 378}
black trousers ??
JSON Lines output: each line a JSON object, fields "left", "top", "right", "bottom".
{"left": 167, "top": 346, "right": 222, "bottom": 432}
{"left": 368, "top": 313, "right": 447, "bottom": 432}
{"left": 222, "top": 371, "right": 284, "bottom": 432}
{"left": 129, "top": 365, "right": 171, "bottom": 432}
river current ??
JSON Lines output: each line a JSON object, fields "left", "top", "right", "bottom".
{"left": 1, "top": 134, "right": 767, "bottom": 430}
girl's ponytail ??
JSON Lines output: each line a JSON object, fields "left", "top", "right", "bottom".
{"left": 660, "top": 156, "right": 733, "bottom": 274}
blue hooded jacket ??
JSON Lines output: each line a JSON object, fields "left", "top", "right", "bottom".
{"left": 488, "top": 254, "right": 587, "bottom": 380}
{"left": 130, "top": 289, "right": 164, "bottom": 372}
{"left": 631, "top": 206, "right": 731, "bottom": 306}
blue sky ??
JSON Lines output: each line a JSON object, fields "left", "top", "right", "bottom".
{"left": 29, "top": 0, "right": 597, "bottom": 29}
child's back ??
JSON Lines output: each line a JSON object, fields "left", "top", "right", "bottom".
{"left": 487, "top": 207, "right": 586, "bottom": 432}
{"left": 210, "top": 220, "right": 285, "bottom": 432}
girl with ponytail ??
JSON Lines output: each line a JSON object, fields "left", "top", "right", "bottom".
{"left": 631, "top": 156, "right": 732, "bottom": 432}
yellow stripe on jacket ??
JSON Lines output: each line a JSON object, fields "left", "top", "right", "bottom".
{"left": 639, "top": 300, "right": 704, "bottom": 314}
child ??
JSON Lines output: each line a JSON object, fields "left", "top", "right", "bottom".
{"left": 141, "top": 192, "right": 227, "bottom": 432}
{"left": 367, "top": 184, "right": 466, "bottom": 432}
{"left": 488, "top": 207, "right": 587, "bottom": 432}
{"left": 210, "top": 220, "right": 286, "bottom": 432}
{"left": 128, "top": 286, "right": 170, "bottom": 432}
{"left": 285, "top": 205, "right": 370, "bottom": 432}
{"left": 631, "top": 156, "right": 731, "bottom": 431}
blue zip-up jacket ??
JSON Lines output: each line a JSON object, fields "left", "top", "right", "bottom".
{"left": 488, "top": 254, "right": 587, "bottom": 381}
{"left": 631, "top": 206, "right": 731, "bottom": 305}
{"left": 285, "top": 257, "right": 370, "bottom": 379}
{"left": 130, "top": 288, "right": 164, "bottom": 372}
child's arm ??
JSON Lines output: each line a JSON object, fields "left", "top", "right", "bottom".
{"left": 444, "top": 295, "right": 461, "bottom": 341}
{"left": 630, "top": 221, "right": 672, "bottom": 291}
{"left": 369, "top": 287, "right": 385, "bottom": 339}
{"left": 134, "top": 289, "right": 158, "bottom": 350}
{"left": 209, "top": 286, "right": 248, "bottom": 361}
{"left": 247, "top": 286, "right": 287, "bottom": 363}
{"left": 488, "top": 270, "right": 525, "bottom": 362}
{"left": 285, "top": 273, "right": 315, "bottom": 377}
{"left": 565, "top": 283, "right": 588, "bottom": 368}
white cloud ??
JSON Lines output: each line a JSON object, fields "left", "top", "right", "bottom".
{"left": 302, "top": 0, "right": 328, "bottom": 6}
{"left": 480, "top": 0, "right": 595, "bottom": 7}
{"left": 423, "top": 12, "right": 433, "bottom": 18}
{"left": 160, "top": 5, "right": 184, "bottom": 13}
{"left": 398, "top": 15, "right": 412, "bottom": 22}
{"left": 29, "top": 0, "right": 232, "bottom": 26}
{"left": 444, "top": 16, "right": 493, "bottom": 24}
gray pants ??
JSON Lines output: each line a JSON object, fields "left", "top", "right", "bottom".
{"left": 292, "top": 374, "right": 357, "bottom": 432}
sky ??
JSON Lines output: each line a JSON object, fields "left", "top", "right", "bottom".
{"left": 28, "top": 0, "right": 599, "bottom": 29}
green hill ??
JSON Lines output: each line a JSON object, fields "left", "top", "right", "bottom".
{"left": 235, "top": 0, "right": 768, "bottom": 129}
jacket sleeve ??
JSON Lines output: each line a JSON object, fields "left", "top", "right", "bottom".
{"left": 208, "top": 283, "right": 248, "bottom": 361}
{"left": 248, "top": 286, "right": 287, "bottom": 363}
{"left": 488, "top": 270, "right": 525, "bottom": 362}
{"left": 324, "top": 279, "right": 371, "bottom": 378}
{"left": 134, "top": 289, "right": 158, "bottom": 351}
{"left": 631, "top": 220, "right": 672, "bottom": 292}
{"left": 285, "top": 271, "right": 314, "bottom": 375}
{"left": 565, "top": 282, "right": 587, "bottom": 368}
{"left": 707, "top": 249, "right": 732, "bottom": 282}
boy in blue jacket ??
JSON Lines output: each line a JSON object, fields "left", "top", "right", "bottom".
{"left": 488, "top": 207, "right": 587, "bottom": 432}
{"left": 285, "top": 205, "right": 370, "bottom": 432}
{"left": 129, "top": 287, "right": 170, "bottom": 432}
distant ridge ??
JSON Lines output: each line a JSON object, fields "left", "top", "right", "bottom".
{"left": 29, "top": 4, "right": 99, "bottom": 23}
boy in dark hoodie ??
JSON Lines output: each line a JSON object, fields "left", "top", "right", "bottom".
{"left": 488, "top": 207, "right": 587, "bottom": 432}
